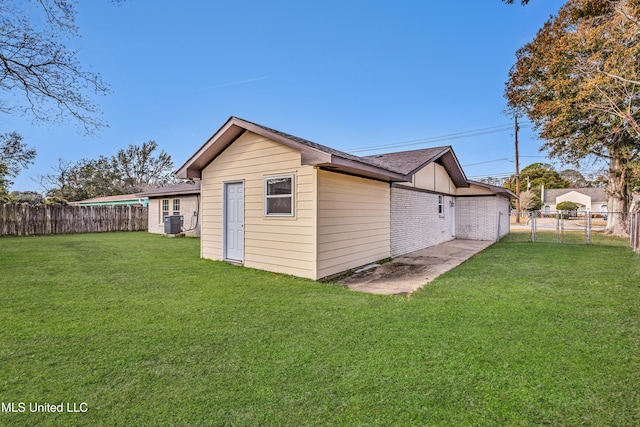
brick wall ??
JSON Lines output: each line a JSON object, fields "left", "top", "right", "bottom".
{"left": 391, "top": 187, "right": 454, "bottom": 257}
{"left": 455, "top": 196, "right": 510, "bottom": 241}
{"left": 497, "top": 198, "right": 511, "bottom": 239}
{"left": 391, "top": 187, "right": 511, "bottom": 257}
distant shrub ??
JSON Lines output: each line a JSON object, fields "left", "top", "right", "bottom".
{"left": 556, "top": 201, "right": 580, "bottom": 211}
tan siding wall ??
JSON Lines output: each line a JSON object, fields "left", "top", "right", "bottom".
{"left": 435, "top": 164, "right": 454, "bottom": 194}
{"left": 147, "top": 195, "right": 200, "bottom": 237}
{"left": 317, "top": 170, "right": 390, "bottom": 279}
{"left": 457, "top": 184, "right": 495, "bottom": 196}
{"left": 200, "top": 131, "right": 317, "bottom": 279}
{"left": 411, "top": 163, "right": 456, "bottom": 195}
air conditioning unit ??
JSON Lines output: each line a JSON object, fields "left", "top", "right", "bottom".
{"left": 164, "top": 215, "right": 183, "bottom": 234}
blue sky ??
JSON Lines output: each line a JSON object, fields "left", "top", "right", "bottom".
{"left": 5, "top": 0, "right": 571, "bottom": 193}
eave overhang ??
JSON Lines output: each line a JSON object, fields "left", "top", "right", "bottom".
{"left": 176, "top": 117, "right": 409, "bottom": 182}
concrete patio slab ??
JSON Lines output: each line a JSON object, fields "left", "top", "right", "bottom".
{"left": 337, "top": 239, "right": 494, "bottom": 295}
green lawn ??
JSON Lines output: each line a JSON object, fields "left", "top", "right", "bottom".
{"left": 0, "top": 232, "right": 639, "bottom": 426}
{"left": 510, "top": 228, "right": 631, "bottom": 246}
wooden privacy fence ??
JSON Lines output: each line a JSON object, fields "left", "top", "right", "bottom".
{"left": 0, "top": 204, "right": 148, "bottom": 237}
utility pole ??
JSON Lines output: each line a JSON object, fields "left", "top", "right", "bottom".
{"left": 515, "top": 115, "right": 521, "bottom": 223}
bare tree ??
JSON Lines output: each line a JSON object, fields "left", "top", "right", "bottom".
{"left": 0, "top": 1, "right": 117, "bottom": 133}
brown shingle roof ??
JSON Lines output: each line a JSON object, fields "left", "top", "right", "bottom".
{"left": 76, "top": 193, "right": 145, "bottom": 204}
{"left": 138, "top": 181, "right": 201, "bottom": 197}
{"left": 176, "top": 116, "right": 469, "bottom": 187}
{"left": 362, "top": 147, "right": 450, "bottom": 175}
{"left": 240, "top": 118, "right": 410, "bottom": 174}
{"left": 543, "top": 187, "right": 607, "bottom": 203}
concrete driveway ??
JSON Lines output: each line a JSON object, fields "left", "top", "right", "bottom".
{"left": 337, "top": 239, "right": 494, "bottom": 295}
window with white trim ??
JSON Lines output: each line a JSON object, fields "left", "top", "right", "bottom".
{"left": 172, "top": 199, "right": 180, "bottom": 215}
{"left": 265, "top": 175, "right": 294, "bottom": 216}
{"left": 161, "top": 199, "right": 169, "bottom": 222}
{"left": 438, "top": 195, "right": 444, "bottom": 216}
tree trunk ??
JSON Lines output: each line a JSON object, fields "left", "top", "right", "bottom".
{"left": 605, "top": 150, "right": 630, "bottom": 237}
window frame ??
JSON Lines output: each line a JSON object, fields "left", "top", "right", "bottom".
{"left": 161, "top": 199, "right": 170, "bottom": 222}
{"left": 172, "top": 198, "right": 181, "bottom": 216}
{"left": 264, "top": 174, "right": 295, "bottom": 217}
{"left": 438, "top": 195, "right": 444, "bottom": 216}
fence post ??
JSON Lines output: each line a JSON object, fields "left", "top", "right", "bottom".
{"left": 630, "top": 212, "right": 636, "bottom": 251}
{"left": 632, "top": 213, "right": 635, "bottom": 251}
{"left": 636, "top": 213, "right": 639, "bottom": 253}
{"left": 586, "top": 213, "right": 591, "bottom": 245}
{"left": 531, "top": 211, "right": 536, "bottom": 242}
{"left": 632, "top": 212, "right": 639, "bottom": 253}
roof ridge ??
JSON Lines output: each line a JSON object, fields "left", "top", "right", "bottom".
{"left": 233, "top": 117, "right": 411, "bottom": 175}
{"left": 362, "top": 145, "right": 451, "bottom": 157}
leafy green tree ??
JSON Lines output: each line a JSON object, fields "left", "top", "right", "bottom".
{"left": 556, "top": 201, "right": 581, "bottom": 211}
{"left": 43, "top": 160, "right": 95, "bottom": 201}
{"left": 41, "top": 141, "right": 174, "bottom": 202}
{"left": 504, "top": 163, "right": 569, "bottom": 196}
{"left": 10, "top": 191, "right": 44, "bottom": 204}
{"left": 505, "top": 0, "right": 640, "bottom": 236}
{"left": 110, "top": 141, "right": 174, "bottom": 193}
{"left": 0, "top": 132, "right": 36, "bottom": 200}
{"left": 560, "top": 169, "right": 588, "bottom": 188}
{"left": 0, "top": 164, "right": 10, "bottom": 202}
{"left": 1, "top": 132, "right": 36, "bottom": 177}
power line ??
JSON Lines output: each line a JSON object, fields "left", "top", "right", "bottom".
{"left": 345, "top": 122, "right": 531, "bottom": 153}
{"left": 462, "top": 155, "right": 547, "bottom": 167}
{"left": 463, "top": 158, "right": 511, "bottom": 167}
{"left": 467, "top": 172, "right": 514, "bottom": 179}
{"left": 468, "top": 167, "right": 607, "bottom": 181}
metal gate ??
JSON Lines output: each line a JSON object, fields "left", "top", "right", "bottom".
{"left": 523, "top": 211, "right": 630, "bottom": 247}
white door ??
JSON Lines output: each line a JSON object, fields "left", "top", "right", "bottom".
{"left": 225, "top": 182, "right": 244, "bottom": 261}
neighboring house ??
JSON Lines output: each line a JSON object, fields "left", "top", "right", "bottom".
{"left": 541, "top": 187, "right": 608, "bottom": 215}
{"left": 74, "top": 194, "right": 149, "bottom": 207}
{"left": 176, "top": 117, "right": 515, "bottom": 280}
{"left": 138, "top": 182, "right": 201, "bottom": 237}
